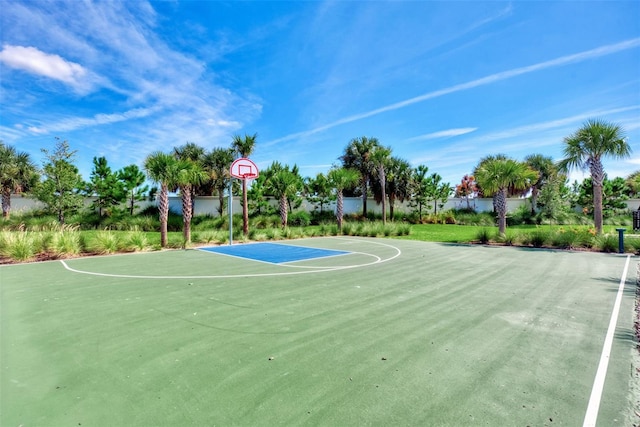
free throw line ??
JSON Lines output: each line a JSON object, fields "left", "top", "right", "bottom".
{"left": 582, "top": 254, "right": 631, "bottom": 427}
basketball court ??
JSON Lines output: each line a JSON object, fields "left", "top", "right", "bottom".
{"left": 1, "top": 237, "right": 637, "bottom": 426}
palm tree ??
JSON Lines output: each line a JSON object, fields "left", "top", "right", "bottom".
{"left": 340, "top": 136, "right": 380, "bottom": 217}
{"left": 231, "top": 133, "right": 257, "bottom": 234}
{"left": 264, "top": 164, "right": 300, "bottom": 228}
{"left": 373, "top": 157, "right": 413, "bottom": 221}
{"left": 369, "top": 145, "right": 392, "bottom": 224}
{"left": 175, "top": 160, "right": 207, "bottom": 244}
{"left": 559, "top": 119, "right": 631, "bottom": 234}
{"left": 173, "top": 142, "right": 205, "bottom": 163}
{"left": 328, "top": 167, "right": 360, "bottom": 232}
{"left": 174, "top": 143, "right": 208, "bottom": 244}
{"left": 474, "top": 157, "right": 538, "bottom": 235}
{"left": 0, "top": 142, "right": 38, "bottom": 219}
{"left": 474, "top": 154, "right": 509, "bottom": 213}
{"left": 202, "top": 148, "right": 235, "bottom": 216}
{"left": 144, "top": 152, "right": 180, "bottom": 248}
{"left": 524, "top": 154, "right": 556, "bottom": 215}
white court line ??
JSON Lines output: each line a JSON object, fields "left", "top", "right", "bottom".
{"left": 582, "top": 254, "right": 631, "bottom": 427}
{"left": 58, "top": 237, "right": 401, "bottom": 279}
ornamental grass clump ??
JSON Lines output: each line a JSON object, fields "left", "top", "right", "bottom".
{"left": 523, "top": 229, "right": 549, "bottom": 248}
{"left": 548, "top": 228, "right": 592, "bottom": 250}
{"left": 495, "top": 231, "right": 517, "bottom": 246}
{"left": 593, "top": 234, "right": 618, "bottom": 253}
{"left": 51, "top": 230, "right": 83, "bottom": 257}
{"left": 0, "top": 231, "right": 38, "bottom": 262}
{"left": 625, "top": 237, "right": 640, "bottom": 254}
{"left": 475, "top": 228, "right": 492, "bottom": 244}
{"left": 126, "top": 230, "right": 149, "bottom": 252}
{"left": 91, "top": 231, "right": 122, "bottom": 254}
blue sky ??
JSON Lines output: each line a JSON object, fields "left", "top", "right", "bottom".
{"left": 1, "top": 1, "right": 639, "bottom": 188}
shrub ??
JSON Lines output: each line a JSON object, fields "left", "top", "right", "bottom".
{"left": 593, "top": 234, "right": 618, "bottom": 253}
{"left": 126, "top": 230, "right": 149, "bottom": 251}
{"left": 90, "top": 231, "right": 122, "bottom": 254}
{"left": 548, "top": 228, "right": 592, "bottom": 250}
{"left": 266, "top": 228, "right": 282, "bottom": 240}
{"left": 216, "top": 233, "right": 229, "bottom": 245}
{"left": 397, "top": 223, "right": 411, "bottom": 236}
{"left": 625, "top": 237, "right": 640, "bottom": 254}
{"left": 496, "top": 231, "right": 517, "bottom": 246}
{"left": 523, "top": 229, "right": 549, "bottom": 248}
{"left": 0, "top": 231, "right": 38, "bottom": 261}
{"left": 475, "top": 228, "right": 491, "bottom": 244}
{"left": 288, "top": 211, "right": 311, "bottom": 227}
{"left": 310, "top": 210, "right": 335, "bottom": 225}
{"left": 507, "top": 205, "right": 537, "bottom": 226}
{"left": 51, "top": 230, "right": 83, "bottom": 256}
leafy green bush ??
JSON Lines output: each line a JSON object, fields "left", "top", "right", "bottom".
{"left": 288, "top": 211, "right": 311, "bottom": 227}
{"left": 507, "top": 204, "right": 537, "bottom": 226}
{"left": 310, "top": 210, "right": 335, "bottom": 225}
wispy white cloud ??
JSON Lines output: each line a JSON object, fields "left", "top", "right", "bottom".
{"left": 472, "top": 106, "right": 639, "bottom": 144}
{"left": 409, "top": 105, "right": 640, "bottom": 170}
{"left": 265, "top": 37, "right": 640, "bottom": 147}
{"left": 0, "top": 44, "right": 93, "bottom": 92}
{"left": 0, "top": 1, "right": 263, "bottom": 154}
{"left": 19, "top": 107, "right": 159, "bottom": 135}
{"left": 408, "top": 128, "right": 478, "bottom": 141}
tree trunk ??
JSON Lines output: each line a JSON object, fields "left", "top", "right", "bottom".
{"left": 279, "top": 194, "right": 288, "bottom": 228}
{"left": 591, "top": 158, "right": 605, "bottom": 234}
{"left": 242, "top": 179, "right": 249, "bottom": 235}
{"left": 361, "top": 179, "right": 367, "bottom": 217}
{"left": 593, "top": 183, "right": 604, "bottom": 234}
{"left": 182, "top": 184, "right": 193, "bottom": 244}
{"left": 530, "top": 186, "right": 539, "bottom": 215}
{"left": 159, "top": 184, "right": 169, "bottom": 248}
{"left": 1, "top": 187, "right": 11, "bottom": 219}
{"left": 379, "top": 166, "right": 386, "bottom": 225}
{"left": 388, "top": 194, "right": 395, "bottom": 221}
{"left": 496, "top": 188, "right": 507, "bottom": 235}
{"left": 336, "top": 191, "right": 344, "bottom": 232}
{"left": 217, "top": 189, "right": 225, "bottom": 217}
{"left": 129, "top": 190, "right": 135, "bottom": 215}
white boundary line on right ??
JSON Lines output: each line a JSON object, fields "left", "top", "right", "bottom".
{"left": 582, "top": 254, "right": 631, "bottom": 427}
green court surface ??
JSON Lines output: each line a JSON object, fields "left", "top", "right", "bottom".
{"left": 1, "top": 237, "right": 637, "bottom": 426}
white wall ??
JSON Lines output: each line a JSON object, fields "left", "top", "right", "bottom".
{"left": 8, "top": 194, "right": 640, "bottom": 217}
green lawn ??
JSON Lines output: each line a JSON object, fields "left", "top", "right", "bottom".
{"left": 1, "top": 238, "right": 635, "bottom": 426}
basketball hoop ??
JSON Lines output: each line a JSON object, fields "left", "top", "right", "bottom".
{"left": 230, "top": 158, "right": 259, "bottom": 180}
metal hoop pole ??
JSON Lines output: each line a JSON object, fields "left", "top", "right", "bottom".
{"left": 228, "top": 179, "right": 233, "bottom": 245}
